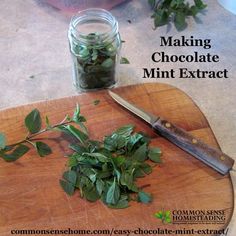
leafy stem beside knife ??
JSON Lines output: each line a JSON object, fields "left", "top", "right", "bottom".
{"left": 0, "top": 103, "right": 162, "bottom": 209}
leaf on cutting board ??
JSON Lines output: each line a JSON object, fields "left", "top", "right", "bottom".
{"left": 24, "top": 109, "right": 42, "bottom": 134}
{"left": 35, "top": 141, "right": 52, "bottom": 157}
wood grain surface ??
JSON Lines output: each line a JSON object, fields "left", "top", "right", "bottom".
{"left": 0, "top": 83, "right": 234, "bottom": 236}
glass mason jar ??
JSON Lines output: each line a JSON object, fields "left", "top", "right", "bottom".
{"left": 68, "top": 8, "right": 121, "bottom": 91}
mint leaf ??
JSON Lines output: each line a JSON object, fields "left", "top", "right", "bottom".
{"left": 24, "top": 109, "right": 42, "bottom": 134}
{"left": 132, "top": 143, "right": 147, "bottom": 162}
{"left": 174, "top": 11, "right": 187, "bottom": 31}
{"left": 69, "top": 144, "right": 87, "bottom": 154}
{"left": 138, "top": 191, "right": 152, "bottom": 203}
{"left": 120, "top": 57, "right": 130, "bottom": 64}
{"left": 148, "top": 147, "right": 162, "bottom": 163}
{"left": 96, "top": 179, "right": 104, "bottom": 195}
{"left": 93, "top": 99, "right": 100, "bottom": 106}
{"left": 113, "top": 156, "right": 125, "bottom": 167}
{"left": 140, "top": 162, "right": 152, "bottom": 174}
{"left": 104, "top": 136, "right": 117, "bottom": 151}
{"left": 0, "top": 133, "right": 6, "bottom": 149}
{"left": 72, "top": 104, "right": 81, "bottom": 123}
{"left": 0, "top": 144, "right": 30, "bottom": 162}
{"left": 35, "top": 141, "right": 52, "bottom": 157}
{"left": 45, "top": 116, "right": 52, "bottom": 129}
{"left": 148, "top": 0, "right": 156, "bottom": 8}
{"left": 114, "top": 124, "right": 134, "bottom": 137}
{"left": 60, "top": 179, "right": 75, "bottom": 196}
{"left": 108, "top": 195, "right": 129, "bottom": 209}
{"left": 60, "top": 170, "right": 77, "bottom": 196}
{"left": 194, "top": 0, "right": 207, "bottom": 10}
{"left": 83, "top": 152, "right": 109, "bottom": 163}
{"left": 63, "top": 170, "right": 77, "bottom": 185}
{"left": 106, "top": 178, "right": 120, "bottom": 205}
{"left": 83, "top": 186, "right": 100, "bottom": 202}
{"left": 72, "top": 105, "right": 87, "bottom": 134}
{"left": 65, "top": 125, "right": 88, "bottom": 145}
{"left": 101, "top": 58, "right": 113, "bottom": 68}
{"left": 154, "top": 9, "right": 169, "bottom": 28}
{"left": 120, "top": 171, "right": 134, "bottom": 190}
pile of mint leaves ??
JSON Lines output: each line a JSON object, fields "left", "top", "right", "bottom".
{"left": 0, "top": 104, "right": 162, "bottom": 209}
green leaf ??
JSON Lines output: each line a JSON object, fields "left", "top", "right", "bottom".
{"left": 138, "top": 191, "right": 152, "bottom": 204}
{"left": 163, "top": 210, "right": 172, "bottom": 223}
{"left": 154, "top": 211, "right": 163, "bottom": 219}
{"left": 127, "top": 133, "right": 143, "bottom": 152}
{"left": 140, "top": 162, "right": 152, "bottom": 174}
{"left": 45, "top": 116, "right": 52, "bottom": 129}
{"left": 83, "top": 152, "right": 109, "bottom": 163}
{"left": 104, "top": 136, "right": 117, "bottom": 151}
{"left": 165, "top": 210, "right": 171, "bottom": 218}
{"left": 80, "top": 167, "right": 95, "bottom": 179}
{"left": 148, "top": 0, "right": 156, "bottom": 8}
{"left": 114, "top": 124, "right": 134, "bottom": 137}
{"left": 154, "top": 9, "right": 169, "bottom": 28}
{"left": 60, "top": 179, "right": 75, "bottom": 196}
{"left": 113, "top": 134, "right": 127, "bottom": 149}
{"left": 0, "top": 144, "right": 30, "bottom": 162}
{"left": 93, "top": 99, "right": 100, "bottom": 106}
{"left": 132, "top": 143, "right": 147, "bottom": 162}
{"left": 148, "top": 147, "right": 162, "bottom": 163}
{"left": 106, "top": 178, "right": 120, "bottom": 205}
{"left": 92, "top": 49, "right": 98, "bottom": 61}
{"left": 83, "top": 186, "right": 100, "bottom": 202}
{"left": 73, "top": 103, "right": 80, "bottom": 119}
{"left": 174, "top": 11, "right": 187, "bottom": 31}
{"left": 165, "top": 217, "right": 172, "bottom": 223}
{"left": 24, "top": 109, "right": 42, "bottom": 134}
{"left": 35, "top": 141, "right": 52, "bottom": 157}
{"left": 63, "top": 170, "right": 77, "bottom": 185}
{"left": 194, "top": 0, "right": 207, "bottom": 10}
{"left": 68, "top": 155, "right": 78, "bottom": 167}
{"left": 101, "top": 58, "right": 114, "bottom": 68}
{"left": 133, "top": 167, "right": 146, "bottom": 178}
{"left": 65, "top": 125, "right": 88, "bottom": 145}
{"left": 113, "top": 156, "right": 125, "bottom": 167}
{"left": 108, "top": 195, "right": 129, "bottom": 209}
{"left": 72, "top": 104, "right": 87, "bottom": 133}
{"left": 120, "top": 170, "right": 138, "bottom": 192}
{"left": 78, "top": 47, "right": 89, "bottom": 59}
{"left": 120, "top": 57, "right": 130, "bottom": 64}
{"left": 69, "top": 144, "right": 87, "bottom": 154}
{"left": 0, "top": 133, "right": 6, "bottom": 149}
{"left": 87, "top": 140, "right": 101, "bottom": 153}
{"left": 96, "top": 179, "right": 104, "bottom": 195}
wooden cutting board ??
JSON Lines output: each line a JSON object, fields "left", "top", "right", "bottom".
{"left": 0, "top": 83, "right": 233, "bottom": 236}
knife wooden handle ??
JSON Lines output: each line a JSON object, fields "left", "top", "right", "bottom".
{"left": 152, "top": 118, "right": 234, "bottom": 175}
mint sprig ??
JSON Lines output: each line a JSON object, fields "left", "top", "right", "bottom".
{"left": 149, "top": 0, "right": 207, "bottom": 31}
{"left": 0, "top": 104, "right": 86, "bottom": 161}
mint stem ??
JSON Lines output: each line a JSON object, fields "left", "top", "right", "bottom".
{"left": 8, "top": 120, "right": 72, "bottom": 149}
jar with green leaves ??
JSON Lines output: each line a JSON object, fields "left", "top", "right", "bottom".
{"left": 68, "top": 8, "right": 121, "bottom": 91}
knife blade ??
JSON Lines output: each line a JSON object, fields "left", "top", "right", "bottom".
{"left": 108, "top": 90, "right": 235, "bottom": 175}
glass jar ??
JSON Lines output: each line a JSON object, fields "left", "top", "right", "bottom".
{"left": 68, "top": 8, "right": 121, "bottom": 91}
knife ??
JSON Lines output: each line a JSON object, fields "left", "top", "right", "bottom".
{"left": 108, "top": 90, "right": 235, "bottom": 175}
